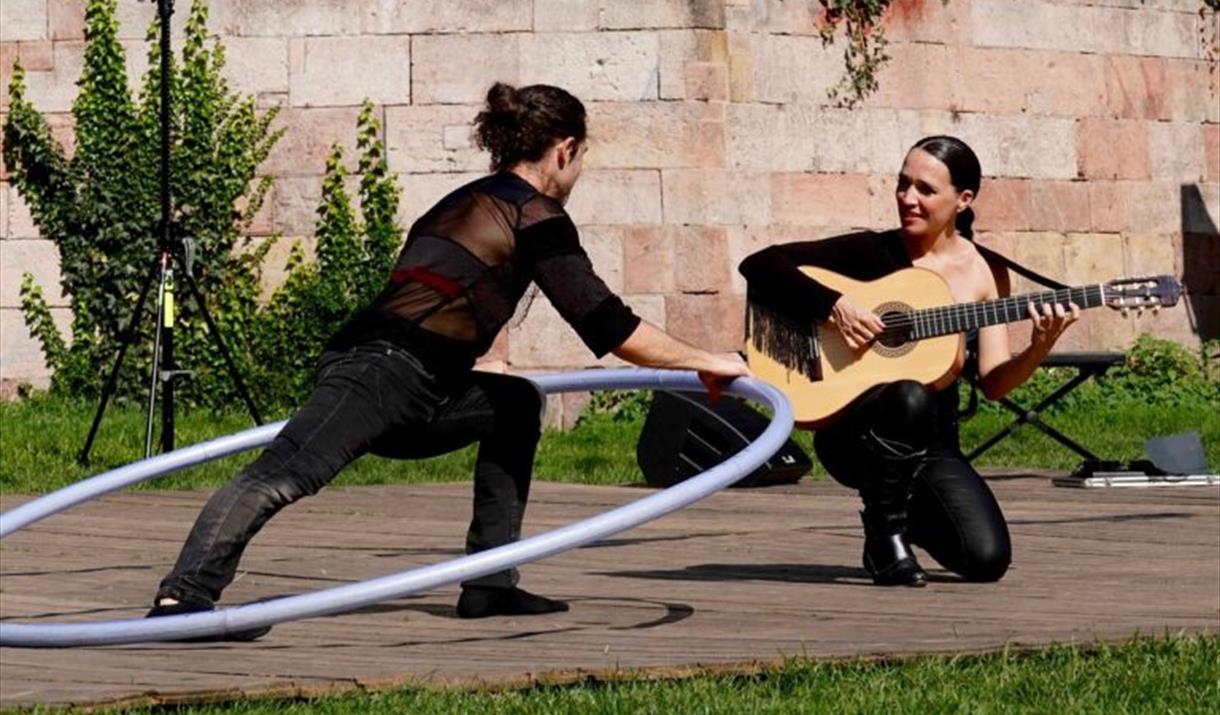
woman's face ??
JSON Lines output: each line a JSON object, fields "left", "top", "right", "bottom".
{"left": 895, "top": 148, "right": 973, "bottom": 240}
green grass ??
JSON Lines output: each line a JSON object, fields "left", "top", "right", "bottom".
{"left": 960, "top": 399, "right": 1218, "bottom": 472}
{"left": 23, "top": 634, "right": 1215, "bottom": 714}
{"left": 1, "top": 396, "right": 1215, "bottom": 495}
{"left": 0, "top": 395, "right": 649, "bottom": 494}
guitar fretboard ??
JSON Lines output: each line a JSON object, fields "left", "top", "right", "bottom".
{"left": 882, "top": 285, "right": 1104, "bottom": 341}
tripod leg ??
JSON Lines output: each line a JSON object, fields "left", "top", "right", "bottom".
{"left": 78, "top": 260, "right": 160, "bottom": 464}
{"left": 180, "top": 270, "right": 264, "bottom": 425}
{"left": 144, "top": 256, "right": 170, "bottom": 459}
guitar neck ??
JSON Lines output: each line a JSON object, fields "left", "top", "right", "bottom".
{"left": 893, "top": 285, "right": 1105, "bottom": 340}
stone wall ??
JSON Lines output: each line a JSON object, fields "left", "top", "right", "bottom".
{"left": 2, "top": 0, "right": 1218, "bottom": 421}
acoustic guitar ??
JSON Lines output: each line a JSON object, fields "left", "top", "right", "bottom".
{"left": 745, "top": 267, "right": 1182, "bottom": 428}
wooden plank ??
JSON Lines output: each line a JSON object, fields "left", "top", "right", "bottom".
{"left": 2, "top": 476, "right": 1217, "bottom": 709}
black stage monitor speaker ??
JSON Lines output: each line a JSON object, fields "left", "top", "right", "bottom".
{"left": 636, "top": 390, "right": 811, "bottom": 488}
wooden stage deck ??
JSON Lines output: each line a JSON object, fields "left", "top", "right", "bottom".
{"left": 2, "top": 474, "right": 1217, "bottom": 710}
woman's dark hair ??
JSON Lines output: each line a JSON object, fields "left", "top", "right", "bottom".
{"left": 910, "top": 135, "right": 982, "bottom": 239}
{"left": 473, "top": 83, "right": 587, "bottom": 172}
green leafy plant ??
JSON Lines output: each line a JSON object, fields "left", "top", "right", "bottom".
{"left": 245, "top": 101, "right": 402, "bottom": 406}
{"left": 818, "top": 0, "right": 895, "bottom": 107}
{"left": 4, "top": 0, "right": 280, "bottom": 407}
{"left": 976, "top": 334, "right": 1220, "bottom": 415}
{"left": 578, "top": 390, "right": 654, "bottom": 426}
{"left": 4, "top": 0, "right": 404, "bottom": 413}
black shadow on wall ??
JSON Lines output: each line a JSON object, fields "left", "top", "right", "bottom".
{"left": 1180, "top": 184, "right": 1220, "bottom": 341}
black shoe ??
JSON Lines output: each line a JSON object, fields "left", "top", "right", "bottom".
{"left": 456, "top": 586, "right": 569, "bottom": 619}
{"left": 863, "top": 531, "right": 928, "bottom": 587}
{"left": 146, "top": 594, "right": 272, "bottom": 642}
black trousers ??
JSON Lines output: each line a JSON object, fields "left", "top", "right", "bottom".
{"left": 157, "top": 342, "right": 545, "bottom": 604}
{"left": 814, "top": 381, "right": 1011, "bottom": 582}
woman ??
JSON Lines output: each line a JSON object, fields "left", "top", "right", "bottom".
{"left": 148, "top": 83, "right": 750, "bottom": 637}
{"left": 738, "top": 136, "right": 1078, "bottom": 587}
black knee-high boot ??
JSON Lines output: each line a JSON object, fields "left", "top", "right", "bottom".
{"left": 859, "top": 435, "right": 927, "bottom": 587}
{"left": 856, "top": 382, "right": 933, "bottom": 587}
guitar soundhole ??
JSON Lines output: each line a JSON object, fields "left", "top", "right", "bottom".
{"left": 872, "top": 304, "right": 916, "bottom": 357}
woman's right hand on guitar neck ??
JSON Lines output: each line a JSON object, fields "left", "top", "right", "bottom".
{"left": 830, "top": 295, "right": 886, "bottom": 350}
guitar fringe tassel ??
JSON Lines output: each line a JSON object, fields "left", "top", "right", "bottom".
{"left": 745, "top": 302, "right": 822, "bottom": 381}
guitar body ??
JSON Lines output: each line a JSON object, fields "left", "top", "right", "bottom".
{"left": 746, "top": 267, "right": 965, "bottom": 429}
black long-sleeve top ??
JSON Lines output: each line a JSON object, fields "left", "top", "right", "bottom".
{"left": 738, "top": 228, "right": 964, "bottom": 428}
{"left": 737, "top": 229, "right": 912, "bottom": 325}
{"left": 328, "top": 172, "right": 640, "bottom": 377}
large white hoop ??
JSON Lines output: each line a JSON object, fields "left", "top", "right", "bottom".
{"left": 0, "top": 369, "right": 793, "bottom": 647}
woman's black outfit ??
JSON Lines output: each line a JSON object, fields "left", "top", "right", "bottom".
{"left": 738, "top": 230, "right": 1011, "bottom": 585}
{"left": 154, "top": 173, "right": 640, "bottom": 620}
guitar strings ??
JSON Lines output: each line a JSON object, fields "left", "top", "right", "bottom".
{"left": 877, "top": 286, "right": 1101, "bottom": 337}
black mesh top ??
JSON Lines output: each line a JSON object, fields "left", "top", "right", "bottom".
{"left": 328, "top": 172, "right": 640, "bottom": 377}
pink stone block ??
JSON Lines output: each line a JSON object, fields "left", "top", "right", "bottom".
{"left": 261, "top": 107, "right": 360, "bottom": 178}
{"left": 269, "top": 176, "right": 324, "bottom": 237}
{"left": 0, "top": 239, "right": 64, "bottom": 308}
{"left": 565, "top": 170, "right": 663, "bottom": 226}
{"left": 385, "top": 104, "right": 487, "bottom": 175}
{"left": 598, "top": 0, "right": 724, "bottom": 30}
{"left": 865, "top": 43, "right": 952, "bottom": 111}
{"left": 47, "top": 0, "right": 85, "bottom": 41}
{"left": 884, "top": 0, "right": 968, "bottom": 44}
{"left": 0, "top": 306, "right": 69, "bottom": 384}
{"left": 1087, "top": 181, "right": 1131, "bottom": 234}
{"left": 1, "top": 0, "right": 48, "bottom": 42}
{"left": 684, "top": 61, "right": 729, "bottom": 101}
{"left": 665, "top": 293, "right": 745, "bottom": 353}
{"left": 770, "top": 173, "right": 871, "bottom": 227}
{"left": 1077, "top": 119, "right": 1151, "bottom": 180}
{"left": 1029, "top": 180, "right": 1092, "bottom": 232}
{"left": 1127, "top": 181, "right": 1180, "bottom": 234}
{"left": 1123, "top": 233, "right": 1182, "bottom": 284}
{"left": 412, "top": 34, "right": 519, "bottom": 105}
{"left": 973, "top": 179, "right": 1031, "bottom": 232}
{"left": 1203, "top": 124, "right": 1219, "bottom": 182}
{"left": 587, "top": 101, "right": 725, "bottom": 170}
{"left": 16, "top": 41, "right": 54, "bottom": 71}
{"left": 1063, "top": 232, "right": 1128, "bottom": 288}
{"left": 661, "top": 169, "right": 771, "bottom": 225}
{"left": 3, "top": 183, "right": 38, "bottom": 238}
{"left": 1103, "top": 56, "right": 1171, "bottom": 121}
{"left": 507, "top": 299, "right": 603, "bottom": 370}
{"left": 289, "top": 36, "right": 410, "bottom": 108}
{"left": 519, "top": 32, "right": 661, "bottom": 103}
{"left": 673, "top": 226, "right": 730, "bottom": 293}
{"left": 1009, "top": 231, "right": 1068, "bottom": 296}
{"left": 1167, "top": 58, "right": 1218, "bottom": 123}
{"left": 623, "top": 226, "right": 674, "bottom": 294}
{"left": 578, "top": 225, "right": 625, "bottom": 293}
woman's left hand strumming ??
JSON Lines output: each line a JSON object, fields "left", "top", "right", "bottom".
{"left": 1027, "top": 301, "right": 1081, "bottom": 352}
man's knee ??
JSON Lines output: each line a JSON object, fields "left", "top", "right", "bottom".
{"left": 232, "top": 462, "right": 323, "bottom": 506}
{"left": 494, "top": 376, "right": 546, "bottom": 436}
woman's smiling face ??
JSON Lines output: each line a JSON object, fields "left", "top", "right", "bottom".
{"left": 895, "top": 147, "right": 973, "bottom": 240}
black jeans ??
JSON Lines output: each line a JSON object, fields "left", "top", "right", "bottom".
{"left": 157, "top": 342, "right": 545, "bottom": 604}
{"left": 814, "top": 381, "right": 1011, "bottom": 582}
